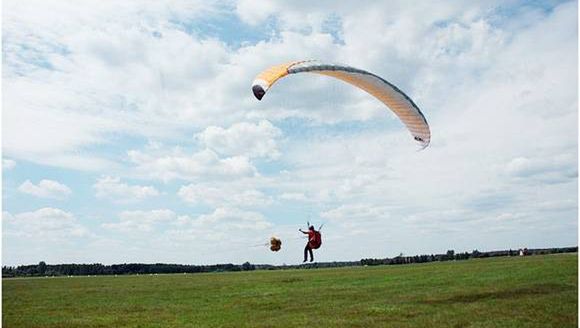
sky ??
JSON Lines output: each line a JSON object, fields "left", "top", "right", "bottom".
{"left": 2, "top": 0, "right": 578, "bottom": 266}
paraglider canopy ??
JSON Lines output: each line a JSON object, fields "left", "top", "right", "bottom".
{"left": 251, "top": 60, "right": 431, "bottom": 148}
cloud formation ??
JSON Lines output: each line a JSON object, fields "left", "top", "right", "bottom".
{"left": 94, "top": 176, "right": 160, "bottom": 202}
{"left": 178, "top": 183, "right": 272, "bottom": 208}
{"left": 18, "top": 179, "right": 72, "bottom": 199}
{"left": 102, "top": 209, "right": 176, "bottom": 233}
{"left": 128, "top": 146, "right": 257, "bottom": 182}
{"left": 4, "top": 208, "right": 88, "bottom": 239}
{"left": 197, "top": 120, "right": 282, "bottom": 159}
{"left": 3, "top": 159, "right": 16, "bottom": 170}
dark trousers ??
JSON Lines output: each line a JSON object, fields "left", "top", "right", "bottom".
{"left": 304, "top": 244, "right": 313, "bottom": 262}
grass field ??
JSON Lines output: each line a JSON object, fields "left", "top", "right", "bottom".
{"left": 3, "top": 253, "right": 577, "bottom": 327}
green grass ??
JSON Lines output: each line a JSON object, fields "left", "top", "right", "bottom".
{"left": 3, "top": 254, "right": 578, "bottom": 327}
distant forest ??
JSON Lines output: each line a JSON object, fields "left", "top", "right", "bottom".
{"left": 3, "top": 246, "right": 577, "bottom": 278}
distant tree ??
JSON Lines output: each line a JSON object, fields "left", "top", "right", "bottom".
{"left": 37, "top": 261, "right": 47, "bottom": 275}
{"left": 446, "top": 250, "right": 455, "bottom": 261}
{"left": 241, "top": 262, "right": 255, "bottom": 271}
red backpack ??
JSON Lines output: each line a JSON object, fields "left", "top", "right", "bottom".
{"left": 309, "top": 231, "right": 322, "bottom": 249}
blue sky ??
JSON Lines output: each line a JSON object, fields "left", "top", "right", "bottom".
{"left": 2, "top": 0, "right": 578, "bottom": 266}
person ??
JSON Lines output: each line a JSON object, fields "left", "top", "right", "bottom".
{"left": 299, "top": 225, "right": 321, "bottom": 262}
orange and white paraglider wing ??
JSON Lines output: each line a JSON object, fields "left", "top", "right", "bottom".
{"left": 251, "top": 61, "right": 305, "bottom": 100}
{"left": 251, "top": 60, "right": 431, "bottom": 148}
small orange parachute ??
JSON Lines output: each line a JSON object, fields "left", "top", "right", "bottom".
{"left": 270, "top": 236, "right": 282, "bottom": 252}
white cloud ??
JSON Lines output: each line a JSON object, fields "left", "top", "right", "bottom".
{"left": 178, "top": 182, "right": 272, "bottom": 208}
{"left": 2, "top": 1, "right": 230, "bottom": 169}
{"left": 166, "top": 207, "right": 273, "bottom": 243}
{"left": 505, "top": 155, "right": 577, "bottom": 183}
{"left": 3, "top": 208, "right": 88, "bottom": 239}
{"left": 3, "top": 208, "right": 97, "bottom": 265}
{"left": 195, "top": 207, "right": 272, "bottom": 230}
{"left": 321, "top": 204, "right": 391, "bottom": 223}
{"left": 197, "top": 120, "right": 282, "bottom": 159}
{"left": 102, "top": 209, "right": 175, "bottom": 233}
{"left": 94, "top": 176, "right": 159, "bottom": 202}
{"left": 18, "top": 179, "right": 72, "bottom": 199}
{"left": 532, "top": 199, "right": 577, "bottom": 213}
{"left": 278, "top": 192, "right": 307, "bottom": 201}
{"left": 99, "top": 207, "right": 273, "bottom": 258}
{"left": 235, "top": 0, "right": 276, "bottom": 26}
{"left": 3, "top": 159, "right": 16, "bottom": 170}
{"left": 128, "top": 146, "right": 257, "bottom": 182}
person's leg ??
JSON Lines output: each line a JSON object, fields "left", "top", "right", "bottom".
{"left": 309, "top": 247, "right": 314, "bottom": 262}
{"left": 303, "top": 244, "right": 309, "bottom": 262}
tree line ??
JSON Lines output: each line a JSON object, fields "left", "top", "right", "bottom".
{"left": 2, "top": 261, "right": 257, "bottom": 278}
{"left": 3, "top": 246, "right": 576, "bottom": 278}
{"left": 360, "top": 246, "right": 578, "bottom": 266}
